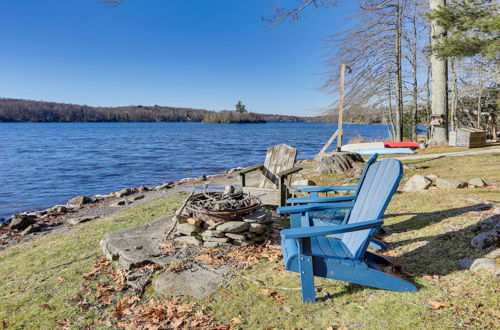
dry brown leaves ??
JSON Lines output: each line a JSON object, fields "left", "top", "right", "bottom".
{"left": 111, "top": 298, "right": 225, "bottom": 329}
{"left": 259, "top": 289, "right": 285, "bottom": 304}
{"left": 169, "top": 261, "right": 193, "bottom": 273}
{"left": 160, "top": 242, "right": 178, "bottom": 254}
{"left": 428, "top": 300, "right": 451, "bottom": 310}
{"left": 225, "top": 244, "right": 282, "bottom": 269}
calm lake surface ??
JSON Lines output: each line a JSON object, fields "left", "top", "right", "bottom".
{"left": 0, "top": 122, "right": 390, "bottom": 217}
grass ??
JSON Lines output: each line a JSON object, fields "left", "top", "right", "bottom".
{"left": 0, "top": 150, "right": 499, "bottom": 329}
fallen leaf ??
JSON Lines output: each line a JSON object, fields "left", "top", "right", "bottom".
{"left": 231, "top": 316, "right": 244, "bottom": 324}
{"left": 57, "top": 276, "right": 65, "bottom": 282}
{"left": 39, "top": 303, "right": 51, "bottom": 310}
{"left": 428, "top": 300, "right": 451, "bottom": 310}
{"left": 356, "top": 305, "right": 365, "bottom": 309}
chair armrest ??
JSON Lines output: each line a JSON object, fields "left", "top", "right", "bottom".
{"left": 276, "top": 166, "right": 303, "bottom": 178}
{"left": 239, "top": 164, "right": 264, "bottom": 174}
{"left": 287, "top": 195, "right": 355, "bottom": 204}
{"left": 299, "top": 185, "right": 358, "bottom": 193}
{"left": 277, "top": 202, "right": 354, "bottom": 214}
{"left": 282, "top": 219, "right": 383, "bottom": 239}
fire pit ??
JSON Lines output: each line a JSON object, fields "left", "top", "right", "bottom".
{"left": 186, "top": 190, "right": 261, "bottom": 224}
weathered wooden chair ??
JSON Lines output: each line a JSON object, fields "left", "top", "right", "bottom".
{"left": 277, "top": 158, "right": 416, "bottom": 303}
{"left": 286, "top": 154, "right": 386, "bottom": 251}
{"left": 239, "top": 144, "right": 302, "bottom": 206}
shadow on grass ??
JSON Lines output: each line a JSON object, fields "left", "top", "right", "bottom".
{"left": 384, "top": 203, "right": 493, "bottom": 233}
{"left": 387, "top": 213, "right": 498, "bottom": 277}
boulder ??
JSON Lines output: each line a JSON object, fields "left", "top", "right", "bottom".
{"left": 485, "top": 248, "right": 500, "bottom": 259}
{"left": 471, "top": 223, "right": 499, "bottom": 249}
{"left": 216, "top": 221, "right": 249, "bottom": 233}
{"left": 154, "top": 265, "right": 230, "bottom": 298}
{"left": 67, "top": 196, "right": 91, "bottom": 207}
{"left": 21, "top": 223, "right": 41, "bottom": 235}
{"left": 49, "top": 205, "right": 67, "bottom": 214}
{"left": 110, "top": 200, "right": 129, "bottom": 207}
{"left": 8, "top": 214, "right": 36, "bottom": 230}
{"left": 174, "top": 236, "right": 202, "bottom": 246}
{"left": 137, "top": 185, "right": 149, "bottom": 192}
{"left": 248, "top": 223, "right": 267, "bottom": 234}
{"left": 402, "top": 174, "right": 432, "bottom": 192}
{"left": 113, "top": 188, "right": 135, "bottom": 198}
{"left": 176, "top": 223, "right": 201, "bottom": 236}
{"left": 436, "top": 178, "right": 467, "bottom": 189}
{"left": 470, "top": 258, "right": 496, "bottom": 272}
{"left": 154, "top": 183, "right": 172, "bottom": 191}
{"left": 468, "top": 178, "right": 488, "bottom": 187}
{"left": 426, "top": 174, "right": 438, "bottom": 180}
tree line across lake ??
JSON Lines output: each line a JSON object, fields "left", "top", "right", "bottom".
{"left": 0, "top": 98, "right": 309, "bottom": 123}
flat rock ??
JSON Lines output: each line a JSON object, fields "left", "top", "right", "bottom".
{"left": 225, "top": 233, "right": 246, "bottom": 241}
{"left": 203, "top": 236, "right": 231, "bottom": 243}
{"left": 49, "top": 205, "right": 67, "bottom": 214}
{"left": 201, "top": 230, "right": 226, "bottom": 238}
{"left": 129, "top": 194, "right": 145, "bottom": 201}
{"left": 100, "top": 216, "right": 178, "bottom": 269}
{"left": 468, "top": 178, "right": 488, "bottom": 187}
{"left": 68, "top": 215, "right": 99, "bottom": 225}
{"left": 216, "top": 221, "right": 249, "bottom": 233}
{"left": 9, "top": 214, "right": 36, "bottom": 230}
{"left": 248, "top": 223, "right": 267, "bottom": 234}
{"left": 243, "top": 209, "right": 271, "bottom": 224}
{"left": 402, "top": 174, "right": 432, "bottom": 192}
{"left": 174, "top": 236, "right": 202, "bottom": 246}
{"left": 426, "top": 174, "right": 438, "bottom": 180}
{"left": 67, "top": 196, "right": 91, "bottom": 207}
{"left": 436, "top": 178, "right": 467, "bottom": 189}
{"left": 470, "top": 258, "right": 496, "bottom": 272}
{"left": 176, "top": 223, "right": 201, "bottom": 236}
{"left": 113, "top": 188, "right": 135, "bottom": 198}
{"left": 155, "top": 265, "right": 230, "bottom": 298}
{"left": 186, "top": 217, "right": 202, "bottom": 227}
{"left": 154, "top": 183, "right": 172, "bottom": 191}
{"left": 21, "top": 223, "right": 41, "bottom": 236}
{"left": 203, "top": 241, "right": 232, "bottom": 248}
{"left": 485, "top": 248, "right": 500, "bottom": 259}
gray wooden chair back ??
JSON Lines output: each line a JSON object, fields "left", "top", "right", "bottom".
{"left": 341, "top": 158, "right": 403, "bottom": 259}
{"left": 259, "top": 144, "right": 297, "bottom": 189}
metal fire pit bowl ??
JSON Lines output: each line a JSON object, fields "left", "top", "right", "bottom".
{"left": 185, "top": 191, "right": 261, "bottom": 223}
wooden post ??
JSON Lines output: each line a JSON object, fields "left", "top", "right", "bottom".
{"left": 337, "top": 63, "right": 346, "bottom": 152}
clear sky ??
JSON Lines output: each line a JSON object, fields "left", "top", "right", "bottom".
{"left": 0, "top": 0, "right": 356, "bottom": 116}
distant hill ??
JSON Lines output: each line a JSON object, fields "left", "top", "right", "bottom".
{"left": 0, "top": 98, "right": 311, "bottom": 123}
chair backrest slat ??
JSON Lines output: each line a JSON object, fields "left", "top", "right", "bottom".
{"left": 341, "top": 158, "right": 403, "bottom": 259}
{"left": 259, "top": 144, "right": 297, "bottom": 189}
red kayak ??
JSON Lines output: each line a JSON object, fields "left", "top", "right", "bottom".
{"left": 384, "top": 142, "right": 420, "bottom": 149}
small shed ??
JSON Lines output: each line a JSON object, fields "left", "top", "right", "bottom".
{"left": 449, "top": 128, "right": 486, "bottom": 148}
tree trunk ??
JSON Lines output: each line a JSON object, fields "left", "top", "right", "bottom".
{"left": 314, "top": 152, "right": 365, "bottom": 176}
{"left": 450, "top": 58, "right": 458, "bottom": 130}
{"left": 428, "top": 0, "right": 449, "bottom": 146}
{"left": 411, "top": 3, "right": 418, "bottom": 141}
{"left": 395, "top": 0, "right": 404, "bottom": 142}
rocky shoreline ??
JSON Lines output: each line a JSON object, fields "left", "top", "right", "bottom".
{"left": 0, "top": 168, "right": 244, "bottom": 251}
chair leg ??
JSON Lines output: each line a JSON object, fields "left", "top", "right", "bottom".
{"left": 369, "top": 238, "right": 388, "bottom": 251}
{"left": 365, "top": 251, "right": 391, "bottom": 266}
{"left": 290, "top": 214, "right": 301, "bottom": 228}
{"left": 298, "top": 254, "right": 316, "bottom": 303}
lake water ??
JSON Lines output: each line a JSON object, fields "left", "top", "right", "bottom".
{"left": 0, "top": 122, "right": 390, "bottom": 217}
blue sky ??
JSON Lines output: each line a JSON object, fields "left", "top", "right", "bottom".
{"left": 0, "top": 0, "right": 356, "bottom": 116}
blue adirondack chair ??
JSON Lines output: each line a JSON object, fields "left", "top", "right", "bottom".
{"left": 277, "top": 158, "right": 417, "bottom": 303}
{"left": 286, "top": 154, "right": 387, "bottom": 251}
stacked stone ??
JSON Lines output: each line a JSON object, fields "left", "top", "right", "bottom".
{"left": 174, "top": 208, "right": 273, "bottom": 248}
